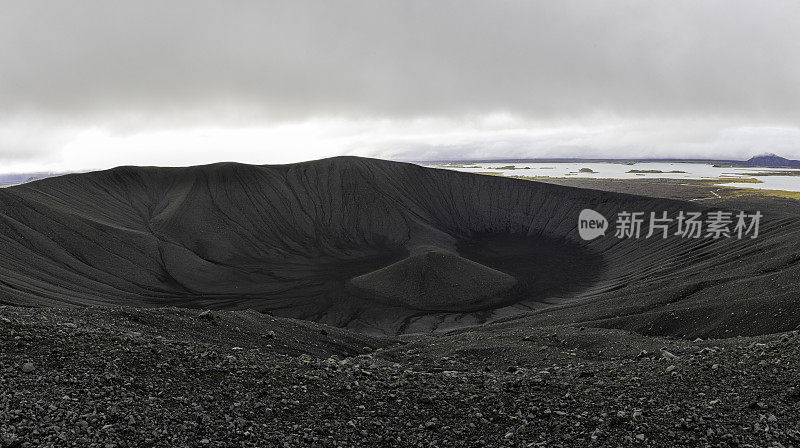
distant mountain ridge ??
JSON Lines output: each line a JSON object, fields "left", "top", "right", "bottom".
{"left": 744, "top": 153, "right": 800, "bottom": 168}
{"left": 0, "top": 172, "right": 61, "bottom": 187}
{"left": 420, "top": 154, "right": 800, "bottom": 167}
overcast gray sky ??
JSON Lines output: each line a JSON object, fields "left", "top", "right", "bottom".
{"left": 1, "top": 0, "right": 799, "bottom": 172}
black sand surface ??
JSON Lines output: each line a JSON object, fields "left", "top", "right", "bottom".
{"left": 2, "top": 306, "right": 799, "bottom": 447}
{"left": 1, "top": 157, "right": 798, "bottom": 337}
{"left": 2, "top": 157, "right": 800, "bottom": 447}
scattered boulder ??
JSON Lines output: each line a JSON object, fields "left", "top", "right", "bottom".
{"left": 660, "top": 349, "right": 679, "bottom": 360}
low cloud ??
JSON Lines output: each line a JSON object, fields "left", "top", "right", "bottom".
{"left": 2, "top": 116, "right": 796, "bottom": 174}
{"left": 1, "top": 1, "right": 799, "bottom": 170}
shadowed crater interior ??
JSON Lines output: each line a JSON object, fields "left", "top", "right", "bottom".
{"left": 456, "top": 233, "right": 605, "bottom": 306}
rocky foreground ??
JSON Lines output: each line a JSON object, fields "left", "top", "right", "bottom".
{"left": 1, "top": 306, "right": 799, "bottom": 447}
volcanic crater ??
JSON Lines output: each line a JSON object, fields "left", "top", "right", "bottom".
{"left": 1, "top": 157, "right": 798, "bottom": 336}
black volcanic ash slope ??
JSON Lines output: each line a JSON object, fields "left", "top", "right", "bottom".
{"left": 0, "top": 157, "right": 799, "bottom": 336}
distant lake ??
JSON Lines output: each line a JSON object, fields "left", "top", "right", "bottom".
{"left": 422, "top": 162, "right": 800, "bottom": 192}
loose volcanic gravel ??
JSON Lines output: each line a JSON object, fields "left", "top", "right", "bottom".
{"left": 1, "top": 306, "right": 799, "bottom": 447}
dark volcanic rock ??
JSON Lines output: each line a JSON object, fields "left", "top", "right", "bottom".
{"left": 2, "top": 306, "right": 800, "bottom": 447}
{"left": 0, "top": 157, "right": 799, "bottom": 336}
